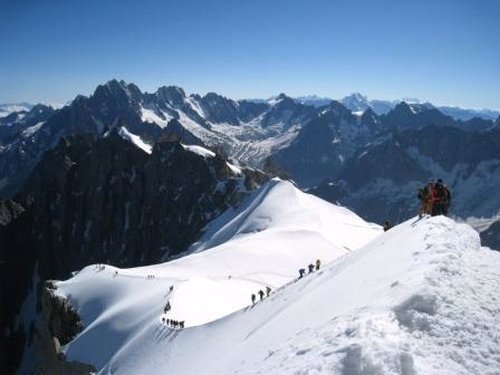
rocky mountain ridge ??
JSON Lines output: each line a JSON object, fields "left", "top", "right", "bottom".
{"left": 1, "top": 80, "right": 499, "bottom": 225}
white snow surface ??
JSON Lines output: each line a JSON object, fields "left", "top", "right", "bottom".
{"left": 55, "top": 182, "right": 500, "bottom": 375}
{"left": 117, "top": 127, "right": 152, "bottom": 154}
{"left": 0, "top": 103, "right": 32, "bottom": 118}
{"left": 180, "top": 143, "right": 242, "bottom": 174}
{"left": 140, "top": 106, "right": 172, "bottom": 128}
{"left": 181, "top": 144, "right": 216, "bottom": 158}
{"left": 21, "top": 121, "right": 45, "bottom": 137}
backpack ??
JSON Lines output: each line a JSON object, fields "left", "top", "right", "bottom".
{"left": 434, "top": 183, "right": 445, "bottom": 200}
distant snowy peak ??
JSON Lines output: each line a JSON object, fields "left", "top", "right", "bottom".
{"left": 0, "top": 103, "right": 33, "bottom": 118}
{"left": 340, "top": 92, "right": 371, "bottom": 112}
{"left": 294, "top": 95, "right": 333, "bottom": 107}
{"left": 438, "top": 106, "right": 500, "bottom": 122}
{"left": 181, "top": 144, "right": 215, "bottom": 158}
{"left": 266, "top": 93, "right": 293, "bottom": 106}
{"left": 339, "top": 93, "right": 500, "bottom": 121}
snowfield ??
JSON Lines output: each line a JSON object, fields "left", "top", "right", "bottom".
{"left": 117, "top": 127, "right": 152, "bottom": 154}
{"left": 54, "top": 181, "right": 500, "bottom": 374}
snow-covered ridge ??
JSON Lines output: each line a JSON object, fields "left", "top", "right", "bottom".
{"left": 140, "top": 106, "right": 172, "bottom": 128}
{"left": 116, "top": 126, "right": 152, "bottom": 154}
{"left": 54, "top": 180, "right": 380, "bottom": 368}
{"left": 55, "top": 197, "right": 500, "bottom": 374}
{"left": 21, "top": 121, "right": 45, "bottom": 137}
{"left": 181, "top": 144, "right": 215, "bottom": 158}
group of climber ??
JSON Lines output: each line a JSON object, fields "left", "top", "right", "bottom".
{"left": 251, "top": 286, "right": 272, "bottom": 305}
{"left": 161, "top": 317, "right": 185, "bottom": 329}
{"left": 418, "top": 179, "right": 451, "bottom": 217}
{"left": 161, "top": 300, "right": 185, "bottom": 329}
{"left": 298, "top": 259, "right": 321, "bottom": 279}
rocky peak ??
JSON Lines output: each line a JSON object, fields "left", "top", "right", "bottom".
{"left": 326, "top": 100, "right": 354, "bottom": 120}
{"left": 392, "top": 101, "right": 415, "bottom": 117}
{"left": 200, "top": 92, "right": 240, "bottom": 125}
{"left": 91, "top": 79, "right": 142, "bottom": 113}
{"left": 361, "top": 107, "right": 377, "bottom": 120}
{"left": 360, "top": 108, "right": 382, "bottom": 129}
{"left": 341, "top": 92, "right": 370, "bottom": 111}
{"left": 272, "top": 93, "right": 298, "bottom": 109}
{"left": 156, "top": 86, "right": 187, "bottom": 107}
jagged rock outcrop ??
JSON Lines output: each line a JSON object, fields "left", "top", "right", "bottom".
{"left": 481, "top": 220, "right": 500, "bottom": 251}
{"left": 26, "top": 282, "right": 94, "bottom": 374}
{"left": 0, "top": 200, "right": 24, "bottom": 226}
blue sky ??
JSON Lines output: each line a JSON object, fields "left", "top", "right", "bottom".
{"left": 1, "top": 0, "right": 499, "bottom": 108}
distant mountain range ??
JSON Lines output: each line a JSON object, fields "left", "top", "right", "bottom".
{"left": 3, "top": 92, "right": 498, "bottom": 122}
{"left": 244, "top": 92, "right": 500, "bottom": 121}
{"left": 1, "top": 80, "right": 499, "bottom": 223}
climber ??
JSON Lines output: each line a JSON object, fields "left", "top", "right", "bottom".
{"left": 308, "top": 263, "right": 315, "bottom": 274}
{"left": 383, "top": 220, "right": 392, "bottom": 232}
{"left": 164, "top": 301, "right": 171, "bottom": 313}
{"left": 258, "top": 289, "right": 265, "bottom": 300}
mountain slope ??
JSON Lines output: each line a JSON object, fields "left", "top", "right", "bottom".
{"left": 51, "top": 180, "right": 381, "bottom": 371}
{"left": 56, "top": 213, "right": 500, "bottom": 375}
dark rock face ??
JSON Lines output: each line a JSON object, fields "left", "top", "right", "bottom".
{"left": 22, "top": 283, "right": 95, "bottom": 375}
{"left": 274, "top": 113, "right": 338, "bottom": 186}
{"left": 0, "top": 200, "right": 24, "bottom": 226}
{"left": 42, "top": 281, "right": 83, "bottom": 347}
{"left": 395, "top": 125, "right": 500, "bottom": 171}
{"left": 200, "top": 92, "right": 241, "bottom": 125}
{"left": 339, "top": 140, "right": 429, "bottom": 190}
{"left": 273, "top": 101, "right": 385, "bottom": 186}
{"left": 381, "top": 102, "right": 456, "bottom": 130}
{"left": 261, "top": 94, "right": 317, "bottom": 129}
{"left": 481, "top": 220, "right": 500, "bottom": 251}
{"left": 0, "top": 201, "right": 36, "bottom": 374}
{"left": 20, "top": 132, "right": 263, "bottom": 277}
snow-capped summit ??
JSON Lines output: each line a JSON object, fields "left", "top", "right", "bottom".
{"left": 294, "top": 95, "right": 332, "bottom": 107}
{"left": 0, "top": 102, "right": 34, "bottom": 118}
{"left": 341, "top": 92, "right": 371, "bottom": 113}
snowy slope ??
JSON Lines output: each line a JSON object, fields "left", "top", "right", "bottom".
{"left": 117, "top": 126, "right": 152, "bottom": 154}
{"left": 54, "top": 186, "right": 500, "bottom": 374}
{"left": 54, "top": 180, "right": 380, "bottom": 367}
